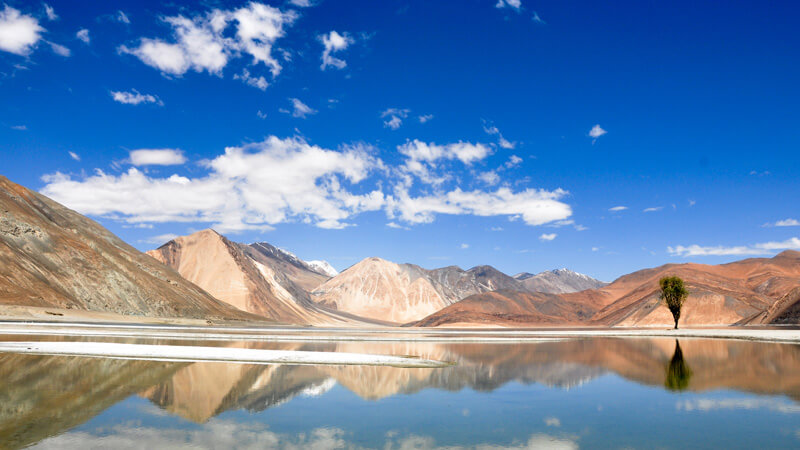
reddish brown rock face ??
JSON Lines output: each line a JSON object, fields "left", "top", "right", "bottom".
{"left": 0, "top": 175, "right": 254, "bottom": 321}
{"left": 417, "top": 251, "right": 800, "bottom": 327}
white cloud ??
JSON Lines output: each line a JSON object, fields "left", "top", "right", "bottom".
{"left": 609, "top": 206, "right": 627, "bottom": 212}
{"left": 34, "top": 420, "right": 578, "bottom": 450}
{"left": 591, "top": 246, "right": 600, "bottom": 252}
{"left": 234, "top": 68, "right": 268, "bottom": 90}
{"left": 505, "top": 155, "right": 523, "bottom": 168}
{"left": 677, "top": 398, "right": 800, "bottom": 414}
{"left": 479, "top": 171, "right": 499, "bottom": 185}
{"left": 41, "top": 137, "right": 383, "bottom": 232}
{"left": 765, "top": 218, "right": 800, "bottom": 227}
{"left": 667, "top": 237, "right": 800, "bottom": 257}
{"left": 319, "top": 30, "right": 353, "bottom": 70}
{"left": 48, "top": 41, "right": 70, "bottom": 57}
{"left": 483, "top": 122, "right": 515, "bottom": 149}
{"left": 116, "top": 10, "right": 130, "bottom": 24}
{"left": 68, "top": 151, "right": 80, "bottom": 161}
{"left": 643, "top": 206, "right": 663, "bottom": 212}
{"left": 10, "top": 125, "right": 27, "bottom": 130}
{"left": 289, "top": 0, "right": 313, "bottom": 6}
{"left": 0, "top": 5, "right": 44, "bottom": 55}
{"left": 491, "top": 226, "right": 504, "bottom": 231}
{"left": 496, "top": 0, "right": 523, "bottom": 12}
{"left": 532, "top": 11, "right": 545, "bottom": 24}
{"left": 544, "top": 417, "right": 561, "bottom": 427}
{"left": 388, "top": 186, "right": 571, "bottom": 226}
{"left": 287, "top": 98, "right": 316, "bottom": 118}
{"left": 111, "top": 90, "right": 162, "bottom": 106}
{"left": 589, "top": 124, "right": 607, "bottom": 141}
{"left": 76, "top": 28, "right": 90, "bottom": 44}
{"left": 129, "top": 149, "right": 187, "bottom": 166}
{"left": 121, "top": 3, "right": 296, "bottom": 78}
{"left": 386, "top": 222, "right": 409, "bottom": 230}
{"left": 397, "top": 139, "right": 492, "bottom": 185}
{"left": 140, "top": 233, "right": 179, "bottom": 244}
{"left": 382, "top": 108, "right": 409, "bottom": 130}
{"left": 257, "top": 110, "right": 267, "bottom": 119}
{"left": 418, "top": 114, "right": 434, "bottom": 123}
{"left": 460, "top": 243, "right": 469, "bottom": 249}
{"left": 44, "top": 4, "right": 57, "bottom": 21}
{"left": 540, "top": 233, "right": 557, "bottom": 241}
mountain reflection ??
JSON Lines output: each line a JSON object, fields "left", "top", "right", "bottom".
{"left": 1, "top": 337, "right": 800, "bottom": 448}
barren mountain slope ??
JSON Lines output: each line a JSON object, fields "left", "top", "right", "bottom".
{"left": 147, "top": 230, "right": 364, "bottom": 325}
{"left": 0, "top": 175, "right": 253, "bottom": 321}
{"left": 312, "top": 258, "right": 530, "bottom": 323}
{"left": 417, "top": 251, "right": 800, "bottom": 327}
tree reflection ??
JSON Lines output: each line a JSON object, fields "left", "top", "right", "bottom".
{"left": 665, "top": 339, "right": 692, "bottom": 391}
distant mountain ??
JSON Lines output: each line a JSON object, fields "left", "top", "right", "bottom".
{"left": 417, "top": 251, "right": 800, "bottom": 327}
{"left": 307, "top": 260, "right": 338, "bottom": 277}
{"left": 513, "top": 268, "right": 607, "bottom": 294}
{"left": 311, "top": 257, "right": 528, "bottom": 323}
{"left": 148, "top": 230, "right": 363, "bottom": 325}
{"left": 0, "top": 175, "right": 252, "bottom": 321}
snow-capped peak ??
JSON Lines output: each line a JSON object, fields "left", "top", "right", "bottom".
{"left": 307, "top": 260, "right": 339, "bottom": 277}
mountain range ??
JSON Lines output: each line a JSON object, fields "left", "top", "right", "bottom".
{"left": 1, "top": 174, "right": 799, "bottom": 327}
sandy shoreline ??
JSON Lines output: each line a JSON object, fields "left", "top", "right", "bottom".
{"left": 0, "top": 341, "right": 453, "bottom": 367}
{"left": 0, "top": 320, "right": 799, "bottom": 343}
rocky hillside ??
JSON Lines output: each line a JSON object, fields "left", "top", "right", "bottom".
{"left": 0, "top": 175, "right": 253, "bottom": 321}
{"left": 514, "top": 268, "right": 607, "bottom": 294}
{"left": 311, "top": 257, "right": 529, "bottom": 323}
{"left": 417, "top": 251, "right": 800, "bottom": 327}
{"left": 147, "top": 230, "right": 366, "bottom": 325}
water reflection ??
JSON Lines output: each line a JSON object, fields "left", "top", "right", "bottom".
{"left": 665, "top": 340, "right": 692, "bottom": 391}
{"left": 1, "top": 337, "right": 799, "bottom": 448}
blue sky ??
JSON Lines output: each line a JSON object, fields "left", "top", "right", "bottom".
{"left": 1, "top": 0, "right": 798, "bottom": 281}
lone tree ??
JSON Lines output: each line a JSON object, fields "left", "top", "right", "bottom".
{"left": 660, "top": 276, "right": 689, "bottom": 329}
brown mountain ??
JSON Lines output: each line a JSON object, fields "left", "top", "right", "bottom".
{"left": 0, "top": 175, "right": 253, "bottom": 321}
{"left": 311, "top": 257, "right": 528, "bottom": 323}
{"left": 417, "top": 251, "right": 800, "bottom": 327}
{"left": 147, "top": 230, "right": 368, "bottom": 325}
{"left": 514, "top": 268, "right": 607, "bottom": 294}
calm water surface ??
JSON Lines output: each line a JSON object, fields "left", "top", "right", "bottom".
{"left": 1, "top": 337, "right": 799, "bottom": 449}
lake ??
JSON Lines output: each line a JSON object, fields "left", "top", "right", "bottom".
{"left": 1, "top": 336, "right": 799, "bottom": 449}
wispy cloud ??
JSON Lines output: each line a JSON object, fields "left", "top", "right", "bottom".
{"left": 609, "top": 206, "right": 627, "bottom": 212}
{"left": 286, "top": 98, "right": 317, "bottom": 118}
{"left": 382, "top": 108, "right": 410, "bottom": 130}
{"left": 129, "top": 149, "right": 186, "bottom": 166}
{"left": 539, "top": 233, "right": 557, "bottom": 241}
{"left": 111, "top": 90, "right": 163, "bottom": 106}
{"left": 68, "top": 151, "right": 80, "bottom": 161}
{"left": 76, "top": 28, "right": 90, "bottom": 44}
{"left": 589, "top": 124, "right": 607, "bottom": 143}
{"left": 234, "top": 69, "right": 268, "bottom": 90}
{"left": 483, "top": 121, "right": 515, "bottom": 149}
{"left": 140, "top": 233, "right": 179, "bottom": 244}
{"left": 44, "top": 4, "right": 58, "bottom": 21}
{"left": 495, "top": 0, "right": 522, "bottom": 12}
{"left": 764, "top": 218, "right": 799, "bottom": 227}
{"left": 668, "top": 237, "right": 800, "bottom": 257}
{"left": 643, "top": 206, "right": 663, "bottom": 212}
{"left": 418, "top": 114, "right": 434, "bottom": 124}
{"left": 320, "top": 31, "right": 353, "bottom": 70}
